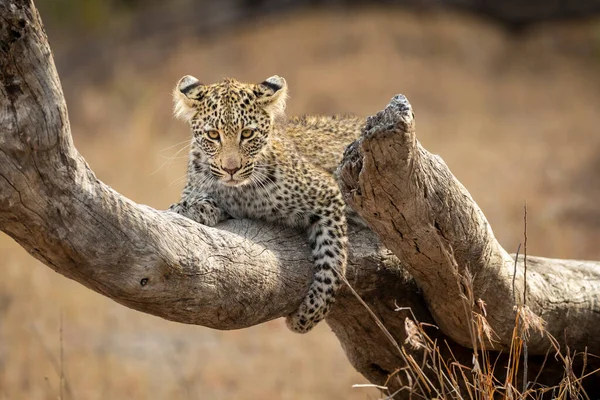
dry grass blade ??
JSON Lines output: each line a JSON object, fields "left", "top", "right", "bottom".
{"left": 404, "top": 318, "right": 426, "bottom": 350}
{"left": 352, "top": 383, "right": 389, "bottom": 390}
{"left": 337, "top": 273, "right": 427, "bottom": 395}
{"left": 473, "top": 311, "right": 496, "bottom": 348}
{"left": 522, "top": 202, "right": 529, "bottom": 394}
{"left": 30, "top": 321, "right": 75, "bottom": 400}
{"left": 516, "top": 305, "right": 546, "bottom": 339}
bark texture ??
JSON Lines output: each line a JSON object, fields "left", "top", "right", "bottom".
{"left": 1, "top": 1, "right": 600, "bottom": 397}
{"left": 339, "top": 95, "right": 600, "bottom": 356}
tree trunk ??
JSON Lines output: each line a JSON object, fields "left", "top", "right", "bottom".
{"left": 1, "top": 1, "right": 599, "bottom": 398}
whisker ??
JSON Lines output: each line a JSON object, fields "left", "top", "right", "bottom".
{"left": 184, "top": 173, "right": 217, "bottom": 199}
{"left": 159, "top": 139, "right": 192, "bottom": 153}
{"left": 151, "top": 141, "right": 191, "bottom": 176}
{"left": 159, "top": 155, "right": 188, "bottom": 160}
{"left": 249, "top": 167, "right": 278, "bottom": 206}
{"left": 169, "top": 175, "right": 188, "bottom": 187}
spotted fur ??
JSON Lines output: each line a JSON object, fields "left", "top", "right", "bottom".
{"left": 169, "top": 75, "right": 364, "bottom": 333}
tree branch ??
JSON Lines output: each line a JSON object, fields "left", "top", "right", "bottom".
{"left": 338, "top": 94, "right": 600, "bottom": 355}
{"left": 2, "top": 1, "right": 600, "bottom": 397}
{"left": 0, "top": 0, "right": 421, "bottom": 339}
{"left": 0, "top": 4, "right": 471, "bottom": 394}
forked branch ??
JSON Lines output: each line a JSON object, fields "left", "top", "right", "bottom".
{"left": 338, "top": 94, "right": 600, "bottom": 355}
{"left": 2, "top": 1, "right": 600, "bottom": 397}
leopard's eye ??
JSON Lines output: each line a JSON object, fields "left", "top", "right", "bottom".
{"left": 206, "top": 130, "right": 220, "bottom": 141}
{"left": 241, "top": 128, "right": 255, "bottom": 140}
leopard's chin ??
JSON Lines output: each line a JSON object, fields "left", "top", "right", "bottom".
{"left": 220, "top": 177, "right": 250, "bottom": 187}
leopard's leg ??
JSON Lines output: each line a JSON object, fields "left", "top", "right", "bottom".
{"left": 286, "top": 199, "right": 348, "bottom": 333}
{"left": 169, "top": 193, "right": 229, "bottom": 227}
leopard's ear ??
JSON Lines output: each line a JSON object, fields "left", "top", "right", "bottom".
{"left": 173, "top": 75, "right": 205, "bottom": 122}
{"left": 255, "top": 75, "right": 288, "bottom": 118}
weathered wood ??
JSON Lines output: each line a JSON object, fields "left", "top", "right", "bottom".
{"left": 0, "top": 5, "right": 453, "bottom": 395}
{"left": 339, "top": 94, "right": 600, "bottom": 355}
{"left": 0, "top": 0, "right": 435, "bottom": 366}
{"left": 1, "top": 1, "right": 600, "bottom": 397}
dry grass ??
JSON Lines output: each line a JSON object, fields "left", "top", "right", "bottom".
{"left": 1, "top": 6, "right": 600, "bottom": 399}
{"left": 372, "top": 303, "right": 596, "bottom": 399}
{"left": 354, "top": 247, "right": 597, "bottom": 400}
{"left": 355, "top": 202, "right": 598, "bottom": 398}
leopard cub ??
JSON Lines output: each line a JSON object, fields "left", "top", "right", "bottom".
{"left": 170, "top": 75, "right": 363, "bottom": 333}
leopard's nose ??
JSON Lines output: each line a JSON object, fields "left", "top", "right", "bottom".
{"left": 222, "top": 166, "right": 241, "bottom": 176}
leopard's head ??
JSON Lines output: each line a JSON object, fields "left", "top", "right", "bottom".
{"left": 173, "top": 75, "right": 287, "bottom": 186}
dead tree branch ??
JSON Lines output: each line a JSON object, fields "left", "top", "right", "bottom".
{"left": 1, "top": 1, "right": 600, "bottom": 397}
{"left": 338, "top": 94, "right": 600, "bottom": 356}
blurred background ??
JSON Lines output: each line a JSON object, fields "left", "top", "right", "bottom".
{"left": 1, "top": 0, "right": 600, "bottom": 398}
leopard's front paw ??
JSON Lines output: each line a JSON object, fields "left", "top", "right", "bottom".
{"left": 168, "top": 201, "right": 188, "bottom": 215}
{"left": 168, "top": 201, "right": 220, "bottom": 226}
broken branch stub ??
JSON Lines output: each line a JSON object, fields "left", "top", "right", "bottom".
{"left": 338, "top": 94, "right": 600, "bottom": 355}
